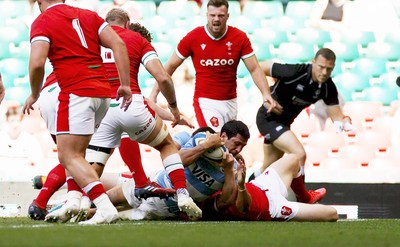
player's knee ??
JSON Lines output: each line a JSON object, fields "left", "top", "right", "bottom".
{"left": 286, "top": 154, "right": 300, "bottom": 167}
{"left": 295, "top": 148, "right": 307, "bottom": 164}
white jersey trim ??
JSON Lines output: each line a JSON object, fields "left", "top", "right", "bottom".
{"left": 204, "top": 25, "right": 228, "bottom": 40}
{"left": 241, "top": 51, "right": 255, "bottom": 60}
{"left": 31, "top": 36, "right": 50, "bottom": 44}
{"left": 175, "top": 48, "right": 187, "bottom": 60}
{"left": 142, "top": 51, "right": 159, "bottom": 66}
{"left": 98, "top": 22, "right": 109, "bottom": 36}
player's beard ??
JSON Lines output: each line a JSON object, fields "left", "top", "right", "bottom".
{"left": 210, "top": 22, "right": 224, "bottom": 36}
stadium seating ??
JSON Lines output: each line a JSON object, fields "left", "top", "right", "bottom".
{"left": 333, "top": 71, "right": 370, "bottom": 94}
{"left": 334, "top": 85, "right": 354, "bottom": 102}
{"left": 12, "top": 40, "right": 31, "bottom": 59}
{"left": 319, "top": 156, "right": 361, "bottom": 170}
{"left": 284, "top": 1, "right": 314, "bottom": 21}
{"left": 291, "top": 110, "right": 319, "bottom": 140}
{"left": 337, "top": 144, "right": 377, "bottom": 167}
{"left": 359, "top": 86, "right": 399, "bottom": 106}
{"left": 251, "top": 27, "right": 289, "bottom": 49}
{"left": 369, "top": 115, "right": 393, "bottom": 136}
{"left": 0, "top": 23, "right": 30, "bottom": 46}
{"left": 0, "top": 41, "right": 11, "bottom": 60}
{"left": 342, "top": 101, "right": 383, "bottom": 130}
{"left": 351, "top": 58, "right": 387, "bottom": 79}
{"left": 265, "top": 16, "right": 306, "bottom": 34}
{"left": 242, "top": 1, "right": 284, "bottom": 26}
{"left": 151, "top": 41, "right": 174, "bottom": 64}
{"left": 164, "top": 27, "right": 187, "bottom": 46}
{"left": 307, "top": 131, "right": 346, "bottom": 153}
{"left": 364, "top": 42, "right": 400, "bottom": 62}
{"left": 336, "top": 30, "right": 376, "bottom": 48}
{"left": 157, "top": 1, "right": 200, "bottom": 26}
{"left": 304, "top": 145, "right": 330, "bottom": 168}
{"left": 230, "top": 15, "right": 261, "bottom": 35}
{"left": 0, "top": 0, "right": 31, "bottom": 21}
{"left": 331, "top": 58, "right": 344, "bottom": 77}
{"left": 385, "top": 146, "right": 400, "bottom": 160}
{"left": 291, "top": 27, "right": 331, "bottom": 48}
{"left": 315, "top": 157, "right": 363, "bottom": 183}
{"left": 274, "top": 42, "right": 315, "bottom": 63}
{"left": 378, "top": 71, "right": 400, "bottom": 91}
{"left": 251, "top": 41, "right": 273, "bottom": 61}
{"left": 353, "top": 130, "right": 391, "bottom": 152}
{"left": 142, "top": 15, "right": 168, "bottom": 37}
{"left": 0, "top": 57, "right": 28, "bottom": 77}
{"left": 367, "top": 157, "right": 399, "bottom": 183}
{"left": 134, "top": 1, "right": 157, "bottom": 20}
{"left": 323, "top": 41, "right": 360, "bottom": 62}
{"left": 382, "top": 29, "right": 400, "bottom": 44}
{"left": 3, "top": 86, "right": 30, "bottom": 105}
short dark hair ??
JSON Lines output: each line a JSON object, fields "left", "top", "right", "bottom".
{"left": 128, "top": 23, "right": 153, "bottom": 43}
{"left": 221, "top": 120, "right": 250, "bottom": 140}
{"left": 315, "top": 48, "right": 336, "bottom": 61}
{"left": 191, "top": 126, "right": 216, "bottom": 137}
{"left": 207, "top": 0, "right": 229, "bottom": 9}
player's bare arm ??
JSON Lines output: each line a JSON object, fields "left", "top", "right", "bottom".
{"left": 216, "top": 151, "right": 237, "bottom": 208}
{"left": 145, "top": 59, "right": 181, "bottom": 126}
{"left": 149, "top": 52, "right": 185, "bottom": 102}
{"left": 24, "top": 40, "right": 49, "bottom": 114}
{"left": 178, "top": 132, "right": 224, "bottom": 166}
{"left": 235, "top": 162, "right": 251, "bottom": 213}
{"left": 244, "top": 56, "right": 282, "bottom": 114}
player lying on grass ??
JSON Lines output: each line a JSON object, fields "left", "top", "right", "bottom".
{"left": 32, "top": 120, "right": 330, "bottom": 222}
{"left": 90, "top": 121, "right": 328, "bottom": 221}
{"left": 103, "top": 120, "right": 250, "bottom": 221}
{"left": 201, "top": 154, "right": 338, "bottom": 222}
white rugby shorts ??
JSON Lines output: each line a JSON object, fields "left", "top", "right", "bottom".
{"left": 38, "top": 83, "right": 60, "bottom": 135}
{"left": 250, "top": 168, "right": 299, "bottom": 221}
{"left": 89, "top": 94, "right": 157, "bottom": 148}
{"left": 56, "top": 92, "right": 109, "bottom": 135}
{"left": 195, "top": 97, "right": 237, "bottom": 132}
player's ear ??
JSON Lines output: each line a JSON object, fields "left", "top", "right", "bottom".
{"left": 220, "top": 132, "right": 227, "bottom": 139}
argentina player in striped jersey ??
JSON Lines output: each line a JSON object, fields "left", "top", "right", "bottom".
{"left": 116, "top": 120, "right": 250, "bottom": 220}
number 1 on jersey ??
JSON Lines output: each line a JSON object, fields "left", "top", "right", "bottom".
{"left": 72, "top": 18, "right": 88, "bottom": 48}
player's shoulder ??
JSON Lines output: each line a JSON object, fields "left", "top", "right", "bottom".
{"left": 172, "top": 131, "right": 192, "bottom": 147}
{"left": 227, "top": 25, "right": 248, "bottom": 36}
{"left": 187, "top": 26, "right": 206, "bottom": 36}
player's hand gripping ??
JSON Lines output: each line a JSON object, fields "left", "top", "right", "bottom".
{"left": 202, "top": 131, "right": 224, "bottom": 150}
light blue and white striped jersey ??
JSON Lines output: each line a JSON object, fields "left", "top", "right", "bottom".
{"left": 155, "top": 131, "right": 237, "bottom": 205}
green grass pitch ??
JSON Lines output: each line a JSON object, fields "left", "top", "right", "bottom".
{"left": 1, "top": 218, "right": 400, "bottom": 247}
